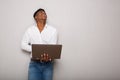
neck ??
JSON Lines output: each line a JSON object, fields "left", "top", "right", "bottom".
{"left": 36, "top": 20, "right": 46, "bottom": 32}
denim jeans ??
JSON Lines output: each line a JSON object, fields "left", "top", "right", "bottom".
{"left": 28, "top": 61, "right": 53, "bottom": 80}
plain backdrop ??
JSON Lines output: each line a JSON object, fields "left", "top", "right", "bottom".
{"left": 0, "top": 0, "right": 120, "bottom": 80}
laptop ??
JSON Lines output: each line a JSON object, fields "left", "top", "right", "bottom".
{"left": 32, "top": 44, "right": 62, "bottom": 59}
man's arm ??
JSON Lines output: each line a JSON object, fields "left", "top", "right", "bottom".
{"left": 49, "top": 29, "right": 58, "bottom": 44}
{"left": 41, "top": 29, "right": 58, "bottom": 62}
{"left": 21, "top": 30, "right": 31, "bottom": 52}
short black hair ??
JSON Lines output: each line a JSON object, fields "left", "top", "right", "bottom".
{"left": 33, "top": 8, "right": 45, "bottom": 18}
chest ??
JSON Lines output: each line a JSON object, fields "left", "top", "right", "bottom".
{"left": 29, "top": 28, "right": 53, "bottom": 43}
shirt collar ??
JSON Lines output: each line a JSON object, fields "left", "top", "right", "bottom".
{"left": 35, "top": 23, "right": 48, "bottom": 29}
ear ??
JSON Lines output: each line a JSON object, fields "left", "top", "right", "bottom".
{"left": 35, "top": 16, "right": 37, "bottom": 19}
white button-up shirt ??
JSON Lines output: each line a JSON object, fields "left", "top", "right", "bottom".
{"left": 21, "top": 24, "right": 58, "bottom": 53}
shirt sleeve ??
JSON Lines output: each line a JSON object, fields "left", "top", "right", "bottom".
{"left": 49, "top": 29, "right": 58, "bottom": 44}
{"left": 21, "top": 29, "right": 32, "bottom": 52}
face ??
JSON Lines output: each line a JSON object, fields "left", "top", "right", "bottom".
{"left": 35, "top": 11, "right": 47, "bottom": 21}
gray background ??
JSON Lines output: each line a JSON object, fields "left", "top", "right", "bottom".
{"left": 0, "top": 0, "right": 120, "bottom": 80}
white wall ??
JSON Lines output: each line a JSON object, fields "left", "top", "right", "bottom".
{"left": 0, "top": 0, "right": 120, "bottom": 80}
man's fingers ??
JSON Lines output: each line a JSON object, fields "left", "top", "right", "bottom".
{"left": 41, "top": 54, "right": 43, "bottom": 57}
{"left": 43, "top": 53, "right": 46, "bottom": 60}
{"left": 41, "top": 53, "right": 52, "bottom": 62}
{"left": 46, "top": 54, "right": 49, "bottom": 60}
{"left": 49, "top": 58, "right": 52, "bottom": 61}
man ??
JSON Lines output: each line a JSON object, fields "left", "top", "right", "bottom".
{"left": 21, "top": 8, "right": 57, "bottom": 80}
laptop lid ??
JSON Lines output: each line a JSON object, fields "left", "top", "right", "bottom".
{"left": 32, "top": 44, "right": 62, "bottom": 59}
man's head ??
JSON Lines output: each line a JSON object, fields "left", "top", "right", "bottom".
{"left": 33, "top": 8, "right": 47, "bottom": 22}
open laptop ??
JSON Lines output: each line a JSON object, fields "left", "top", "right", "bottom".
{"left": 32, "top": 44, "right": 62, "bottom": 59}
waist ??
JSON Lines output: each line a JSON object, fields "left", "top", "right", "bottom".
{"left": 31, "top": 58, "right": 40, "bottom": 61}
{"left": 31, "top": 58, "right": 53, "bottom": 63}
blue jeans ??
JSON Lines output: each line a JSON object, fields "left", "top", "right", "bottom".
{"left": 28, "top": 61, "right": 53, "bottom": 80}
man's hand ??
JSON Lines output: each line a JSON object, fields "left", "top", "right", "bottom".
{"left": 40, "top": 53, "right": 52, "bottom": 62}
